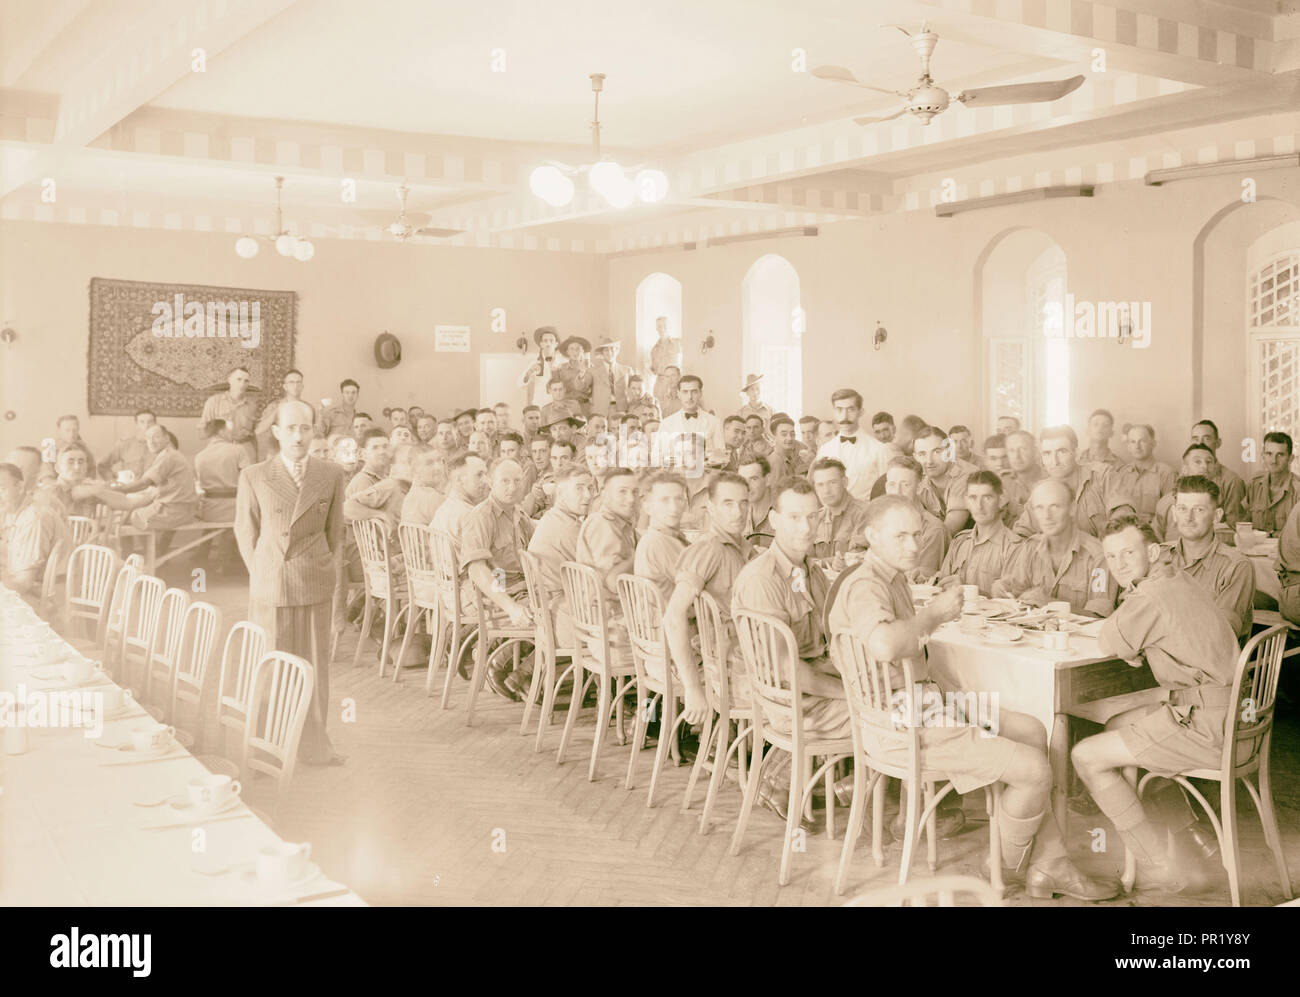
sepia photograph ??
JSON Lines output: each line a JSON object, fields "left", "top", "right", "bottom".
{"left": 1, "top": 0, "right": 1298, "bottom": 949}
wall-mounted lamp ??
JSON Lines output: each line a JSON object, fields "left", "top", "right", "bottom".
{"left": 873, "top": 322, "right": 888, "bottom": 351}
{"left": 700, "top": 330, "right": 715, "bottom": 354}
{"left": 0, "top": 327, "right": 16, "bottom": 345}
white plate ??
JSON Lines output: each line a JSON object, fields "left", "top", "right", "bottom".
{"left": 980, "top": 625, "right": 1024, "bottom": 645}
{"left": 240, "top": 862, "right": 322, "bottom": 895}
{"left": 97, "top": 738, "right": 175, "bottom": 758}
{"left": 165, "top": 795, "right": 243, "bottom": 818}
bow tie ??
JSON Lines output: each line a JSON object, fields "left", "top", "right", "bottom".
{"left": 683, "top": 412, "right": 698, "bottom": 420}
{"left": 840, "top": 435, "right": 857, "bottom": 445}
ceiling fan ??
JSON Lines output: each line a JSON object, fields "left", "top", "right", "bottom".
{"left": 387, "top": 184, "right": 461, "bottom": 240}
{"left": 812, "top": 21, "right": 1084, "bottom": 126}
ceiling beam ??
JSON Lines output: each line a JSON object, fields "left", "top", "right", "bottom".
{"left": 0, "top": 0, "right": 93, "bottom": 88}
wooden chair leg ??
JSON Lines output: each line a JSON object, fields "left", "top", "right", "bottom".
{"left": 391, "top": 604, "right": 417, "bottom": 684}
{"left": 834, "top": 761, "right": 870, "bottom": 896}
{"left": 1250, "top": 755, "right": 1294, "bottom": 899}
{"left": 538, "top": 659, "right": 575, "bottom": 754}
{"left": 778, "top": 749, "right": 804, "bottom": 887}
{"left": 377, "top": 597, "right": 396, "bottom": 679}
{"left": 624, "top": 686, "right": 650, "bottom": 790}
{"left": 425, "top": 611, "right": 447, "bottom": 696}
{"left": 925, "top": 782, "right": 939, "bottom": 873}
{"left": 589, "top": 670, "right": 613, "bottom": 782}
{"left": 682, "top": 708, "right": 716, "bottom": 815}
{"left": 1220, "top": 775, "right": 1242, "bottom": 907}
{"left": 352, "top": 594, "right": 373, "bottom": 669}
{"left": 464, "top": 625, "right": 491, "bottom": 726}
{"left": 439, "top": 623, "right": 464, "bottom": 710}
{"left": 647, "top": 693, "right": 679, "bottom": 808}
{"left": 698, "top": 714, "right": 731, "bottom": 834}
{"left": 556, "top": 664, "right": 588, "bottom": 766}
{"left": 898, "top": 779, "right": 921, "bottom": 886}
{"left": 871, "top": 776, "right": 886, "bottom": 867}
{"left": 519, "top": 647, "right": 548, "bottom": 737}
{"left": 729, "top": 743, "right": 768, "bottom": 856}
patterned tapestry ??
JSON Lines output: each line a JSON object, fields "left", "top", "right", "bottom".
{"left": 87, "top": 277, "right": 297, "bottom": 416}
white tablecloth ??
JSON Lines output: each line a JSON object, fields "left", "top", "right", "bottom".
{"left": 1246, "top": 550, "right": 1280, "bottom": 601}
{"left": 0, "top": 586, "right": 365, "bottom": 906}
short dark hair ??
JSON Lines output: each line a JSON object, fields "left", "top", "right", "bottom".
{"left": 361, "top": 428, "right": 389, "bottom": 446}
{"left": 871, "top": 411, "right": 894, "bottom": 427}
{"left": 164, "top": 429, "right": 179, "bottom": 449}
{"left": 340, "top": 379, "right": 359, "bottom": 391}
{"left": 723, "top": 415, "right": 745, "bottom": 428}
{"left": 550, "top": 440, "right": 576, "bottom": 457}
{"left": 830, "top": 388, "right": 863, "bottom": 409}
{"left": 1089, "top": 408, "right": 1114, "bottom": 423}
{"left": 948, "top": 425, "right": 970, "bottom": 437}
{"left": 738, "top": 454, "right": 771, "bottom": 477}
{"left": 809, "top": 457, "right": 847, "bottom": 477}
{"left": 57, "top": 414, "right": 78, "bottom": 427}
{"left": 498, "top": 432, "right": 524, "bottom": 447}
{"left": 1041, "top": 425, "right": 1079, "bottom": 450}
{"left": 1264, "top": 431, "right": 1294, "bottom": 455}
{"left": 447, "top": 453, "right": 481, "bottom": 475}
{"left": 203, "top": 419, "right": 226, "bottom": 438}
{"left": 773, "top": 476, "right": 818, "bottom": 511}
{"left": 984, "top": 433, "right": 1006, "bottom": 450}
{"left": 901, "top": 415, "right": 929, "bottom": 434}
{"left": 708, "top": 470, "right": 749, "bottom": 501}
{"left": 1101, "top": 513, "right": 1157, "bottom": 544}
{"left": 1182, "top": 442, "right": 1215, "bottom": 460}
{"left": 744, "top": 414, "right": 765, "bottom": 425}
{"left": 523, "top": 405, "right": 540, "bottom": 415}
{"left": 390, "top": 407, "right": 407, "bottom": 416}
{"left": 285, "top": 368, "right": 303, "bottom": 378}
{"left": 134, "top": 408, "right": 155, "bottom": 420}
{"left": 679, "top": 374, "right": 702, "bottom": 390}
{"left": 1175, "top": 474, "right": 1220, "bottom": 504}
{"left": 864, "top": 494, "right": 919, "bottom": 530}
{"left": 554, "top": 463, "right": 595, "bottom": 485}
{"left": 644, "top": 470, "right": 688, "bottom": 497}
{"left": 547, "top": 376, "right": 565, "bottom": 389}
{"left": 354, "top": 412, "right": 372, "bottom": 422}
{"left": 914, "top": 425, "right": 948, "bottom": 446}
{"left": 966, "top": 469, "right": 1003, "bottom": 496}
{"left": 58, "top": 443, "right": 90, "bottom": 462}
{"left": 770, "top": 414, "right": 794, "bottom": 433}
{"left": 1192, "top": 418, "right": 1220, "bottom": 439}
{"left": 602, "top": 466, "right": 636, "bottom": 485}
{"left": 229, "top": 365, "right": 250, "bottom": 376}
{"left": 627, "top": 374, "right": 643, "bottom": 385}
{"left": 799, "top": 415, "right": 819, "bottom": 426}
{"left": 887, "top": 455, "right": 923, "bottom": 479}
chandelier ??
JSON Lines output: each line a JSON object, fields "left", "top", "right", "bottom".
{"left": 234, "top": 176, "right": 315, "bottom": 261}
{"left": 528, "top": 74, "right": 669, "bottom": 209}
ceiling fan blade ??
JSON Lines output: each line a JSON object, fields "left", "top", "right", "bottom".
{"left": 414, "top": 227, "right": 463, "bottom": 239}
{"left": 853, "top": 107, "right": 909, "bottom": 126}
{"left": 954, "top": 74, "right": 1084, "bottom": 107}
{"left": 811, "top": 65, "right": 905, "bottom": 96}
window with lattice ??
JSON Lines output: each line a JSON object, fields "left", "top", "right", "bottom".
{"left": 1248, "top": 251, "right": 1300, "bottom": 457}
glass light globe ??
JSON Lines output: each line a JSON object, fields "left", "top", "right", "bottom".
{"left": 635, "top": 169, "right": 668, "bottom": 203}
{"left": 588, "top": 161, "right": 624, "bottom": 199}
{"left": 235, "top": 236, "right": 259, "bottom": 259}
{"left": 275, "top": 234, "right": 297, "bottom": 257}
{"left": 293, "top": 239, "right": 315, "bottom": 261}
{"left": 529, "top": 165, "right": 574, "bottom": 207}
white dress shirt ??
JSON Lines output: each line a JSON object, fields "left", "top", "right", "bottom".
{"left": 658, "top": 407, "right": 724, "bottom": 452}
{"left": 517, "top": 355, "right": 558, "bottom": 408}
{"left": 816, "top": 430, "right": 890, "bottom": 501}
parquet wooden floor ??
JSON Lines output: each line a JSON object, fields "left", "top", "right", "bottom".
{"left": 160, "top": 567, "right": 1300, "bottom": 906}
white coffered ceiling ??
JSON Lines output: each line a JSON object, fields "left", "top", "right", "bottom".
{"left": 1, "top": 0, "right": 1298, "bottom": 252}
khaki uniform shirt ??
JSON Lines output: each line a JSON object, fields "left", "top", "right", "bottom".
{"left": 812, "top": 495, "right": 870, "bottom": 558}
{"left": 634, "top": 520, "right": 688, "bottom": 604}
{"left": 1110, "top": 460, "right": 1177, "bottom": 522}
{"left": 142, "top": 448, "right": 197, "bottom": 521}
{"left": 827, "top": 548, "right": 925, "bottom": 688}
{"left": 577, "top": 507, "right": 638, "bottom": 595}
{"left": 458, "top": 496, "right": 535, "bottom": 588}
{"left": 940, "top": 520, "right": 1022, "bottom": 596}
{"left": 1014, "top": 464, "right": 1131, "bottom": 539}
{"left": 200, "top": 391, "right": 259, "bottom": 451}
{"left": 732, "top": 542, "right": 829, "bottom": 661}
{"left": 400, "top": 485, "right": 446, "bottom": 526}
{"left": 528, "top": 506, "right": 584, "bottom": 599}
{"left": 917, "top": 463, "right": 969, "bottom": 523}
{"left": 1001, "top": 528, "right": 1117, "bottom": 616}
{"left": 675, "top": 522, "right": 753, "bottom": 622}
{"left": 1164, "top": 536, "right": 1254, "bottom": 639}
{"left": 1246, "top": 471, "right": 1300, "bottom": 536}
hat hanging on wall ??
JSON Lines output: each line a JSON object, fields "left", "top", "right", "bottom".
{"left": 374, "top": 331, "right": 402, "bottom": 369}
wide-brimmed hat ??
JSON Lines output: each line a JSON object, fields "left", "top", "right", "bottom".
{"left": 592, "top": 336, "right": 620, "bottom": 353}
{"left": 559, "top": 336, "right": 591, "bottom": 354}
{"left": 374, "top": 332, "right": 402, "bottom": 369}
{"left": 742, "top": 373, "right": 764, "bottom": 389}
{"left": 452, "top": 408, "right": 477, "bottom": 422}
{"left": 542, "top": 415, "right": 586, "bottom": 431}
{"left": 533, "top": 326, "right": 559, "bottom": 346}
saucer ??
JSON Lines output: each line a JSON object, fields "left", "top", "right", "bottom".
{"left": 165, "top": 794, "right": 243, "bottom": 818}
{"left": 100, "top": 738, "right": 174, "bottom": 757}
{"left": 980, "top": 624, "right": 1024, "bottom": 646}
{"left": 239, "top": 862, "right": 322, "bottom": 895}
{"left": 103, "top": 704, "right": 147, "bottom": 722}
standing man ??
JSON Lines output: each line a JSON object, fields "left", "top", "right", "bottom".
{"left": 816, "top": 388, "right": 890, "bottom": 502}
{"left": 1189, "top": 420, "right": 1245, "bottom": 527}
{"left": 1245, "top": 431, "right": 1299, "bottom": 536}
{"left": 653, "top": 365, "right": 681, "bottom": 417}
{"left": 1111, "top": 424, "right": 1177, "bottom": 526}
{"left": 98, "top": 409, "right": 155, "bottom": 482}
{"left": 648, "top": 316, "right": 682, "bottom": 384}
{"left": 1163, "top": 476, "right": 1254, "bottom": 639}
{"left": 738, "top": 374, "right": 772, "bottom": 426}
{"left": 256, "top": 369, "right": 309, "bottom": 456}
{"left": 659, "top": 375, "right": 725, "bottom": 453}
{"left": 234, "top": 399, "right": 348, "bottom": 766}
{"left": 318, "top": 379, "right": 360, "bottom": 439}
{"left": 518, "top": 327, "right": 562, "bottom": 410}
{"left": 557, "top": 336, "right": 594, "bottom": 415}
{"left": 201, "top": 366, "right": 259, "bottom": 462}
{"left": 589, "top": 336, "right": 632, "bottom": 417}
{"left": 195, "top": 420, "right": 250, "bottom": 523}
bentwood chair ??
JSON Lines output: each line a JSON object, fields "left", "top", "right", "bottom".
{"left": 168, "top": 601, "right": 222, "bottom": 746}
{"left": 351, "top": 518, "right": 404, "bottom": 678}
{"left": 462, "top": 569, "right": 535, "bottom": 728}
{"left": 830, "top": 629, "right": 1004, "bottom": 896}
{"left": 116, "top": 573, "right": 165, "bottom": 693}
{"left": 143, "top": 587, "right": 190, "bottom": 704}
{"left": 68, "top": 558, "right": 136, "bottom": 659}
{"left": 62, "top": 544, "right": 119, "bottom": 641}
{"left": 393, "top": 523, "right": 438, "bottom": 684}
{"left": 36, "top": 540, "right": 67, "bottom": 619}
{"left": 68, "top": 515, "right": 96, "bottom": 547}
{"left": 728, "top": 610, "right": 855, "bottom": 887}
{"left": 429, "top": 529, "right": 480, "bottom": 709}
{"left": 518, "top": 550, "right": 579, "bottom": 749}
{"left": 682, "top": 591, "right": 755, "bottom": 834}
{"left": 242, "top": 651, "right": 316, "bottom": 802}
{"left": 1120, "top": 625, "right": 1294, "bottom": 907}
{"left": 557, "top": 561, "right": 638, "bottom": 782}
{"left": 617, "top": 574, "right": 690, "bottom": 805}
{"left": 843, "top": 875, "right": 1004, "bottom": 908}
{"left": 216, "top": 621, "right": 269, "bottom": 765}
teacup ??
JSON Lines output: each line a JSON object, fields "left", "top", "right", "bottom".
{"left": 256, "top": 842, "right": 312, "bottom": 885}
{"left": 116, "top": 470, "right": 136, "bottom": 485}
{"left": 99, "top": 686, "right": 131, "bottom": 714}
{"left": 130, "top": 723, "right": 175, "bottom": 753}
{"left": 961, "top": 584, "right": 980, "bottom": 606}
{"left": 187, "top": 773, "right": 241, "bottom": 810}
{"left": 64, "top": 658, "right": 103, "bottom": 684}
{"left": 1043, "top": 630, "right": 1071, "bottom": 652}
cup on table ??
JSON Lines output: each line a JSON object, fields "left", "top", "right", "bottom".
{"left": 958, "top": 613, "right": 984, "bottom": 635}
{"left": 256, "top": 842, "right": 312, "bottom": 886}
{"left": 130, "top": 723, "right": 175, "bottom": 753}
{"left": 1235, "top": 522, "right": 1257, "bottom": 551}
{"left": 1044, "top": 630, "right": 1071, "bottom": 652}
{"left": 64, "top": 658, "right": 103, "bottom": 685}
{"left": 1046, "top": 601, "right": 1071, "bottom": 618}
{"left": 960, "top": 584, "right": 980, "bottom": 606}
{"left": 187, "top": 773, "right": 241, "bottom": 811}
{"left": 99, "top": 686, "right": 131, "bottom": 714}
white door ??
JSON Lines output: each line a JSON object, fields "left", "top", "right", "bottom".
{"left": 480, "top": 353, "right": 533, "bottom": 411}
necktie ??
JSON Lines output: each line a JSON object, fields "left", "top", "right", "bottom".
{"left": 683, "top": 412, "right": 698, "bottom": 421}
{"left": 840, "top": 436, "right": 857, "bottom": 445}
{"left": 290, "top": 460, "right": 306, "bottom": 487}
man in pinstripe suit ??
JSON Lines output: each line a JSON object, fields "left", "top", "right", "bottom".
{"left": 235, "top": 400, "right": 348, "bottom": 766}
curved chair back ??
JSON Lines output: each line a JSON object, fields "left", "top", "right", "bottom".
{"left": 64, "top": 544, "right": 119, "bottom": 640}
{"left": 171, "top": 601, "right": 222, "bottom": 724}
{"left": 243, "top": 651, "right": 315, "bottom": 795}
{"left": 832, "top": 628, "right": 920, "bottom": 783}
{"left": 217, "top": 620, "right": 269, "bottom": 738}
{"left": 429, "top": 529, "right": 465, "bottom": 620}
{"left": 399, "top": 522, "right": 439, "bottom": 609}
{"left": 119, "top": 574, "right": 165, "bottom": 685}
{"left": 101, "top": 560, "right": 139, "bottom": 657}
{"left": 617, "top": 573, "right": 671, "bottom": 691}
{"left": 37, "top": 540, "right": 66, "bottom": 617}
{"left": 732, "top": 609, "right": 809, "bottom": 742}
{"left": 1222, "top": 624, "right": 1287, "bottom": 776}
{"left": 68, "top": 515, "right": 96, "bottom": 547}
{"left": 560, "top": 560, "right": 612, "bottom": 670}
{"left": 519, "top": 549, "right": 557, "bottom": 653}
{"left": 694, "top": 590, "right": 745, "bottom": 716}
{"left": 352, "top": 518, "right": 393, "bottom": 601}
{"left": 145, "top": 587, "right": 190, "bottom": 697}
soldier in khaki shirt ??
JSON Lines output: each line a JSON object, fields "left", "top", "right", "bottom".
{"left": 1245, "top": 431, "right": 1300, "bottom": 536}
{"left": 883, "top": 457, "right": 948, "bottom": 582}
{"left": 317, "top": 379, "right": 359, "bottom": 440}
{"left": 768, "top": 415, "right": 809, "bottom": 481}
{"left": 1162, "top": 476, "right": 1254, "bottom": 639}
{"left": 828, "top": 494, "right": 1117, "bottom": 900}
{"left": 1016, "top": 425, "right": 1134, "bottom": 539}
{"left": 809, "top": 457, "right": 870, "bottom": 559}
{"left": 200, "top": 367, "right": 259, "bottom": 461}
{"left": 527, "top": 465, "right": 596, "bottom": 648}
{"left": 1189, "top": 420, "right": 1246, "bottom": 526}
{"left": 939, "top": 471, "right": 1023, "bottom": 596}
{"left": 1110, "top": 424, "right": 1177, "bottom": 525}
{"left": 913, "top": 427, "right": 971, "bottom": 535}
{"left": 992, "top": 478, "right": 1118, "bottom": 616}
{"left": 634, "top": 472, "right": 689, "bottom": 604}
{"left": 1271, "top": 481, "right": 1300, "bottom": 628}
{"left": 1152, "top": 444, "right": 1230, "bottom": 543}
{"left": 1079, "top": 408, "right": 1123, "bottom": 469}
{"left": 1073, "top": 516, "right": 1240, "bottom": 892}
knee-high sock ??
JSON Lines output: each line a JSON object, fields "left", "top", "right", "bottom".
{"left": 999, "top": 809, "right": 1044, "bottom": 871}
{"left": 1092, "top": 775, "right": 1166, "bottom": 865}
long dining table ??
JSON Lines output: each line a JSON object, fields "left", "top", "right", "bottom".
{"left": 0, "top": 584, "right": 365, "bottom": 906}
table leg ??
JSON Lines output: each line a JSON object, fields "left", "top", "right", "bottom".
{"left": 1050, "top": 712, "right": 1069, "bottom": 833}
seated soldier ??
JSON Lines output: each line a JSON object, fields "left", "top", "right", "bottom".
{"left": 89, "top": 424, "right": 196, "bottom": 530}
{"left": 520, "top": 405, "right": 543, "bottom": 446}
{"left": 1161, "top": 475, "right": 1253, "bottom": 640}
{"left": 0, "top": 462, "right": 65, "bottom": 597}
{"left": 575, "top": 467, "right": 640, "bottom": 666}
{"left": 947, "top": 425, "right": 981, "bottom": 473}
{"left": 913, "top": 426, "right": 971, "bottom": 535}
{"left": 344, "top": 430, "right": 409, "bottom": 613}
{"left": 431, "top": 454, "right": 489, "bottom": 539}
{"left": 1079, "top": 408, "right": 1123, "bottom": 469}
{"left": 1002, "top": 429, "right": 1043, "bottom": 525}
{"left": 1111, "top": 424, "right": 1177, "bottom": 526}
{"left": 664, "top": 471, "right": 755, "bottom": 726}
{"left": 539, "top": 378, "right": 582, "bottom": 427}
{"left": 458, "top": 457, "right": 536, "bottom": 700}
{"left": 1152, "top": 444, "right": 1220, "bottom": 543}
{"left": 1072, "top": 515, "right": 1241, "bottom": 892}
{"left": 49, "top": 444, "right": 100, "bottom": 519}
{"left": 768, "top": 414, "right": 809, "bottom": 480}
{"left": 809, "top": 457, "right": 869, "bottom": 560}
{"left": 721, "top": 416, "right": 748, "bottom": 471}
{"left": 1017, "top": 424, "right": 1133, "bottom": 538}
{"left": 1189, "top": 420, "right": 1245, "bottom": 527}
{"left": 400, "top": 449, "right": 446, "bottom": 527}
{"left": 527, "top": 465, "right": 597, "bottom": 650}
{"left": 829, "top": 495, "right": 1118, "bottom": 899}
{"left": 992, "top": 477, "right": 1118, "bottom": 616}
{"left": 634, "top": 471, "right": 689, "bottom": 604}
{"left": 938, "top": 470, "right": 1023, "bottom": 596}
{"left": 522, "top": 439, "right": 576, "bottom": 518}
{"left": 194, "top": 419, "right": 249, "bottom": 523}
{"left": 1245, "top": 430, "right": 1300, "bottom": 536}
{"left": 524, "top": 436, "right": 551, "bottom": 497}
{"left": 738, "top": 455, "right": 774, "bottom": 544}
{"left": 742, "top": 414, "right": 773, "bottom": 460}
{"left": 882, "top": 456, "right": 948, "bottom": 582}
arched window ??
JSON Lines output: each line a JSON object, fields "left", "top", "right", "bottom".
{"left": 635, "top": 273, "right": 682, "bottom": 376}
{"left": 1030, "top": 247, "right": 1069, "bottom": 427}
{"left": 741, "top": 254, "right": 802, "bottom": 419}
{"left": 1247, "top": 222, "right": 1300, "bottom": 451}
